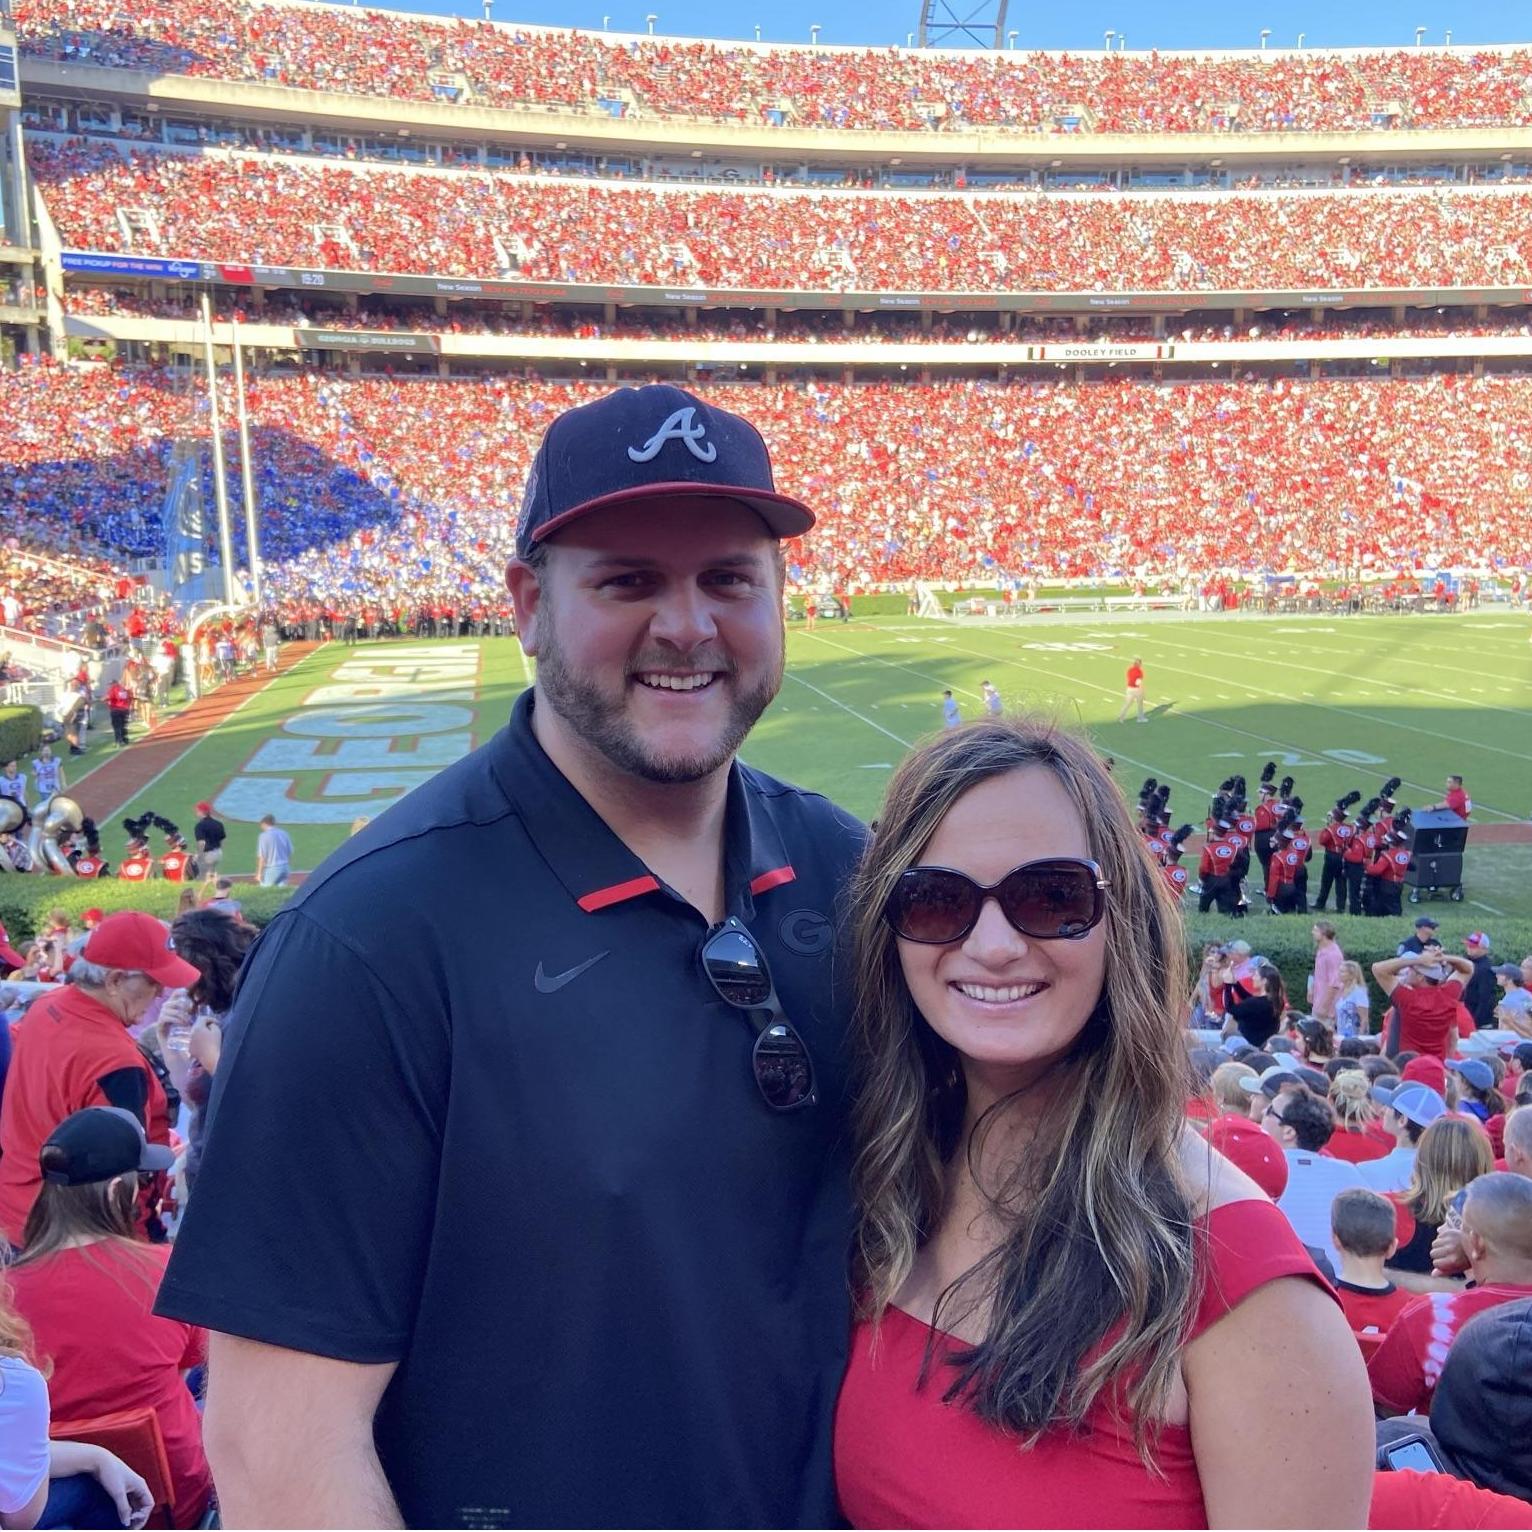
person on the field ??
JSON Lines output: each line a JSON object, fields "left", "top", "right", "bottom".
{"left": 1426, "top": 775, "right": 1471, "bottom": 818}
{"left": 1314, "top": 794, "right": 1359, "bottom": 913}
{"left": 1116, "top": 656, "right": 1146, "bottom": 723}
{"left": 941, "top": 690, "right": 960, "bottom": 729}
{"left": 980, "top": 680, "right": 1002, "bottom": 717}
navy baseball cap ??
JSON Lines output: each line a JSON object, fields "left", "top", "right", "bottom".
{"left": 515, "top": 384, "right": 815, "bottom": 558}
{"left": 41, "top": 1107, "right": 175, "bottom": 1185}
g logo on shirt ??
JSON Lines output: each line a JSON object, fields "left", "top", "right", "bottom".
{"left": 779, "top": 909, "right": 832, "bottom": 956}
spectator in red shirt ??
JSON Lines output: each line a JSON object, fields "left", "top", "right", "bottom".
{"left": 1369, "top": 1172, "right": 1532, "bottom": 1415}
{"left": 0, "top": 911, "right": 200, "bottom": 1246}
{"left": 835, "top": 718, "right": 1373, "bottom": 1529}
{"left": 1327, "top": 1070, "right": 1392, "bottom": 1165}
{"left": 1372, "top": 949, "right": 1476, "bottom": 1059}
{"left": 1330, "top": 1187, "right": 1412, "bottom": 1334}
{"left": 103, "top": 678, "right": 133, "bottom": 748}
{"left": 5, "top": 1107, "right": 212, "bottom": 1527}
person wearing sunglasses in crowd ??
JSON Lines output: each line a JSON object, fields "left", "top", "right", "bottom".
{"left": 156, "top": 386, "right": 866, "bottom": 1528}
{"left": 834, "top": 718, "right": 1373, "bottom": 1528}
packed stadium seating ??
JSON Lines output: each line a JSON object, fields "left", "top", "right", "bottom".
{"left": 16, "top": 0, "right": 1532, "bottom": 135}
{"left": 29, "top": 139, "right": 1532, "bottom": 293}
{"left": 4, "top": 362, "right": 1532, "bottom": 614}
{"left": 59, "top": 285, "right": 1532, "bottom": 345}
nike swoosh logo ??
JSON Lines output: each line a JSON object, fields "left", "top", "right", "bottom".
{"left": 534, "top": 951, "right": 610, "bottom": 993}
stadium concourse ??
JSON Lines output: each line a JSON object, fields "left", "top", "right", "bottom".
{"left": 26, "top": 139, "right": 1532, "bottom": 292}
{"left": 13, "top": 0, "right": 1532, "bottom": 134}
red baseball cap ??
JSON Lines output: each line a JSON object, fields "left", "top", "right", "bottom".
{"left": 1402, "top": 1054, "right": 1448, "bottom": 1095}
{"left": 1205, "top": 1115, "right": 1290, "bottom": 1201}
{"left": 82, "top": 909, "right": 104, "bottom": 925}
{"left": 82, "top": 912, "right": 200, "bottom": 988}
{"left": 195, "top": 802, "right": 214, "bottom": 816}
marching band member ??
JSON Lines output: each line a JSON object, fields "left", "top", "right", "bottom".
{"left": 1314, "top": 792, "right": 1361, "bottom": 914}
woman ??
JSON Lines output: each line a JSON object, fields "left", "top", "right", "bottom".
{"left": 835, "top": 719, "right": 1373, "bottom": 1529}
{"left": 1333, "top": 960, "right": 1371, "bottom": 1038}
{"left": 0, "top": 1280, "right": 151, "bottom": 1531}
{"left": 164, "top": 908, "right": 257, "bottom": 1192}
{"left": 1325, "top": 1071, "right": 1390, "bottom": 1164}
{"left": 1386, "top": 1116, "right": 1494, "bottom": 1291}
{"left": 1222, "top": 962, "right": 1286, "bottom": 1049}
{"left": 6, "top": 1108, "right": 211, "bottom": 1529}
{"left": 1293, "top": 1017, "right": 1336, "bottom": 1069}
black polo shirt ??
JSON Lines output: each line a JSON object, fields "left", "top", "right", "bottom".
{"left": 157, "top": 688, "right": 866, "bottom": 1529}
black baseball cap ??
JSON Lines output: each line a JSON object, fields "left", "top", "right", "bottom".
{"left": 515, "top": 384, "right": 815, "bottom": 559}
{"left": 1414, "top": 916, "right": 1440, "bottom": 930}
{"left": 40, "top": 1107, "right": 174, "bottom": 1185}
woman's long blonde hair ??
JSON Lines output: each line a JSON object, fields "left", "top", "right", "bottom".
{"left": 848, "top": 717, "right": 1197, "bottom": 1456}
{"left": 1404, "top": 1116, "right": 1494, "bottom": 1226}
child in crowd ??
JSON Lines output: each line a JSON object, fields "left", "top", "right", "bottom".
{"left": 1330, "top": 1187, "right": 1412, "bottom": 1335}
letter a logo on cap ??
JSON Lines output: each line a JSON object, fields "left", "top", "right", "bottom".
{"left": 627, "top": 407, "right": 718, "bottom": 464}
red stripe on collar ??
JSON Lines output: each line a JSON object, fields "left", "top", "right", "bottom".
{"left": 749, "top": 865, "right": 796, "bottom": 896}
{"left": 577, "top": 875, "right": 662, "bottom": 913}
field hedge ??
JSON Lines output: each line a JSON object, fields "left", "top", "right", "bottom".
{"left": 1181, "top": 911, "right": 1532, "bottom": 1018}
{"left": 0, "top": 707, "right": 43, "bottom": 765}
{"left": 0, "top": 880, "right": 296, "bottom": 943}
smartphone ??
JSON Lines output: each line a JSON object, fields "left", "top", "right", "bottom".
{"left": 1382, "top": 1436, "right": 1445, "bottom": 1474}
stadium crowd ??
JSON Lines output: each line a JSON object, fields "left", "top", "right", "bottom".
{"left": 29, "top": 140, "right": 1532, "bottom": 293}
{"left": 61, "top": 286, "right": 1532, "bottom": 347}
{"left": 15, "top": 0, "right": 1532, "bottom": 135}
{"left": 5, "top": 363, "right": 1532, "bottom": 609}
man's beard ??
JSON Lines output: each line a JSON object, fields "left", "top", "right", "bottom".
{"left": 534, "top": 610, "right": 783, "bottom": 784}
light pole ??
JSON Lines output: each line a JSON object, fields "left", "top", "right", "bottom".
{"left": 481, "top": 0, "right": 490, "bottom": 19}
{"left": 1007, "top": 28, "right": 1017, "bottom": 47}
{"left": 198, "top": 294, "right": 237, "bottom": 610}
{"left": 753, "top": 23, "right": 760, "bottom": 40}
{"left": 1414, "top": 26, "right": 1426, "bottom": 44}
{"left": 906, "top": 31, "right": 914, "bottom": 46}
{"left": 1118, "top": 34, "right": 1125, "bottom": 48}
{"left": 1103, "top": 28, "right": 1114, "bottom": 49}
{"left": 1296, "top": 31, "right": 1305, "bottom": 47}
{"left": 1444, "top": 28, "right": 1452, "bottom": 42}
{"left": 1259, "top": 28, "right": 1271, "bottom": 48}
{"left": 602, "top": 13, "right": 610, "bottom": 26}
{"left": 810, "top": 23, "right": 819, "bottom": 43}
{"left": 645, "top": 12, "right": 656, "bottom": 33}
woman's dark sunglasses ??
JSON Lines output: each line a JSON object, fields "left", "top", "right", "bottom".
{"left": 884, "top": 857, "right": 1110, "bottom": 945}
{"left": 699, "top": 917, "right": 816, "bottom": 1112}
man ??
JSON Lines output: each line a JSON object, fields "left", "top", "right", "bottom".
{"left": 1396, "top": 914, "right": 1440, "bottom": 957}
{"left": 1493, "top": 964, "right": 1532, "bottom": 1037}
{"left": 980, "top": 679, "right": 1002, "bottom": 717}
{"left": 1460, "top": 932, "right": 1497, "bottom": 1031}
{"left": 1427, "top": 1298, "right": 1532, "bottom": 1505}
{"left": 157, "top": 384, "right": 867, "bottom": 1527}
{"left": 1372, "top": 948, "right": 1476, "bottom": 1059}
{"left": 940, "top": 688, "right": 960, "bottom": 728}
{"left": 0, "top": 911, "right": 199, "bottom": 1245}
{"left": 1359, "top": 1082, "right": 1445, "bottom": 1193}
{"left": 1116, "top": 655, "right": 1146, "bottom": 723}
{"left": 193, "top": 801, "right": 226, "bottom": 879}
{"left": 1364, "top": 831, "right": 1409, "bottom": 920}
{"left": 1427, "top": 775, "right": 1471, "bottom": 818}
{"left": 1260, "top": 1085, "right": 1364, "bottom": 1272}
{"left": 1370, "top": 1172, "right": 1532, "bottom": 1416}
{"left": 261, "top": 618, "right": 280, "bottom": 672}
{"left": 104, "top": 675, "right": 133, "bottom": 748}
{"left": 254, "top": 814, "right": 293, "bottom": 886}
{"left": 1308, "top": 921, "right": 1343, "bottom": 1023}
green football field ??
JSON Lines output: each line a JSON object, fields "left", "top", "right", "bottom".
{"left": 88, "top": 611, "right": 1532, "bottom": 920}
